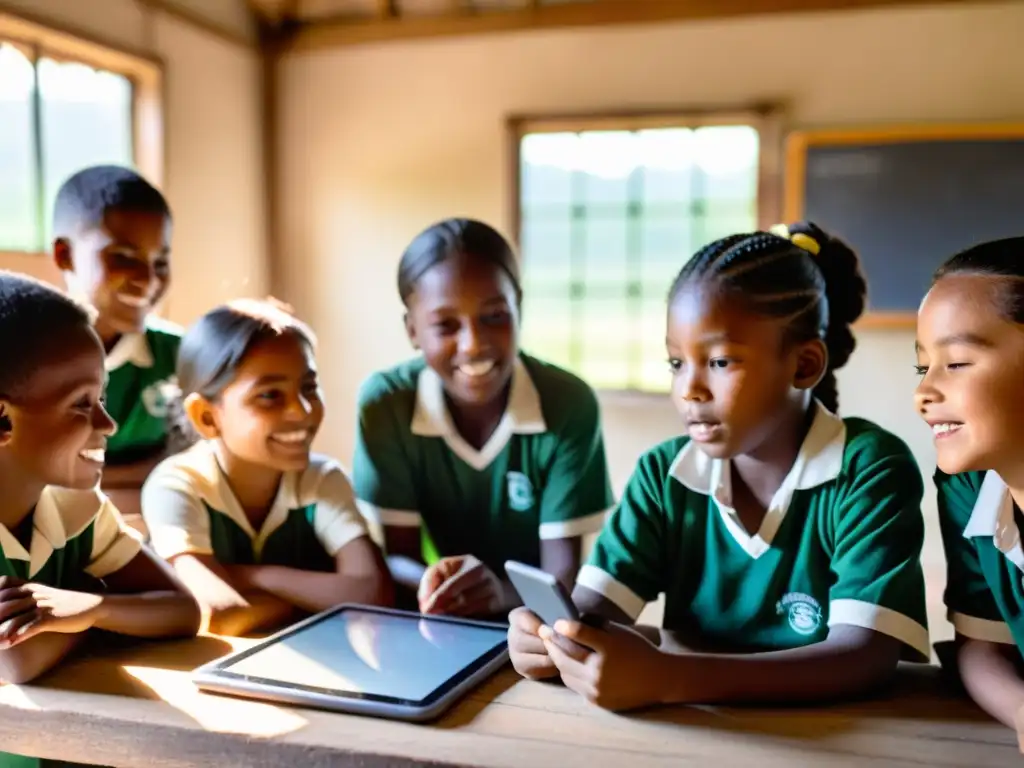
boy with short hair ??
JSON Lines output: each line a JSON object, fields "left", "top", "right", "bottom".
{"left": 0, "top": 272, "right": 199, "bottom": 723}
{"left": 52, "top": 165, "right": 181, "bottom": 527}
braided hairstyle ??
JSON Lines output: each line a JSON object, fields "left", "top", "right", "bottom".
{"left": 933, "top": 237, "right": 1024, "bottom": 323}
{"left": 668, "top": 222, "right": 867, "bottom": 413}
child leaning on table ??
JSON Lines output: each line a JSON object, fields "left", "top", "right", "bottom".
{"left": 0, "top": 273, "right": 200, "bottom": 681}
{"left": 53, "top": 166, "right": 182, "bottom": 526}
{"left": 915, "top": 237, "right": 1024, "bottom": 731}
{"left": 140, "top": 299, "right": 393, "bottom": 637}
{"left": 508, "top": 223, "right": 930, "bottom": 711}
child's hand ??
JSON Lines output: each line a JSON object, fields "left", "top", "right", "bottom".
{"left": 541, "top": 619, "right": 669, "bottom": 711}
{"left": 3, "top": 585, "right": 104, "bottom": 647}
{"left": 418, "top": 555, "right": 503, "bottom": 617}
{"left": 0, "top": 577, "right": 38, "bottom": 648}
{"left": 508, "top": 607, "right": 558, "bottom": 680}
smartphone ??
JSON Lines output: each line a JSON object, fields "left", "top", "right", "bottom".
{"left": 504, "top": 560, "right": 581, "bottom": 627}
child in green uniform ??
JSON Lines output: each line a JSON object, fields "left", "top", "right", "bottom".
{"left": 0, "top": 272, "right": 199, "bottom": 766}
{"left": 353, "top": 219, "right": 614, "bottom": 618}
{"left": 509, "top": 223, "right": 929, "bottom": 711}
{"left": 915, "top": 237, "right": 1024, "bottom": 730}
{"left": 53, "top": 166, "right": 180, "bottom": 526}
{"left": 141, "top": 299, "right": 392, "bottom": 636}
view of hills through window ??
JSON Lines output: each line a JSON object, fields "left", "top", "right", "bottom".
{"left": 517, "top": 125, "right": 759, "bottom": 392}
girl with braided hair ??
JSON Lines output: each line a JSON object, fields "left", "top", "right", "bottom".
{"left": 508, "top": 223, "right": 930, "bottom": 711}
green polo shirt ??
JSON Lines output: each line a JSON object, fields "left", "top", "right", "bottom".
{"left": 140, "top": 441, "right": 370, "bottom": 570}
{"left": 0, "top": 488, "right": 141, "bottom": 768}
{"left": 352, "top": 354, "right": 614, "bottom": 577}
{"left": 104, "top": 317, "right": 182, "bottom": 463}
{"left": 0, "top": 487, "right": 142, "bottom": 589}
{"left": 579, "top": 403, "right": 930, "bottom": 660}
{"left": 936, "top": 469, "right": 1024, "bottom": 652}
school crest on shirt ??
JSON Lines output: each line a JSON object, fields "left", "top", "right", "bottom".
{"left": 776, "top": 592, "right": 823, "bottom": 636}
{"left": 507, "top": 471, "right": 535, "bottom": 512}
{"left": 141, "top": 376, "right": 180, "bottom": 419}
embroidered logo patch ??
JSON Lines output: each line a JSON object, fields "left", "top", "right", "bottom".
{"left": 507, "top": 471, "right": 535, "bottom": 512}
{"left": 142, "top": 377, "right": 180, "bottom": 419}
{"left": 776, "top": 592, "right": 823, "bottom": 636}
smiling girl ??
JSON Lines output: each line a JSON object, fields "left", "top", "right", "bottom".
{"left": 915, "top": 237, "right": 1024, "bottom": 730}
{"left": 352, "top": 218, "right": 614, "bottom": 619}
{"left": 141, "top": 299, "right": 392, "bottom": 636}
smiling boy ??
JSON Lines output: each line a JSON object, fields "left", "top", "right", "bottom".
{"left": 0, "top": 272, "right": 199, "bottom": 765}
{"left": 53, "top": 166, "right": 181, "bottom": 527}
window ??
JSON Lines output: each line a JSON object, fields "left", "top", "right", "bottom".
{"left": 512, "top": 112, "right": 781, "bottom": 393}
{"left": 0, "top": 11, "right": 162, "bottom": 255}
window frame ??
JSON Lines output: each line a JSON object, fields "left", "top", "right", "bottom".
{"left": 0, "top": 8, "right": 165, "bottom": 260}
{"left": 506, "top": 107, "right": 785, "bottom": 399}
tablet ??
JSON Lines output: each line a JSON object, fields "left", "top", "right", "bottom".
{"left": 192, "top": 605, "right": 510, "bottom": 722}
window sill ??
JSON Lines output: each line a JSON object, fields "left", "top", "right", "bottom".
{"left": 0, "top": 250, "right": 47, "bottom": 258}
{"left": 594, "top": 388, "right": 670, "bottom": 406}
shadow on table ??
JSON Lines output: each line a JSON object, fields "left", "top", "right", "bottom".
{"left": 628, "top": 661, "right": 999, "bottom": 745}
{"left": 38, "top": 634, "right": 237, "bottom": 700}
{"left": 435, "top": 664, "right": 521, "bottom": 729}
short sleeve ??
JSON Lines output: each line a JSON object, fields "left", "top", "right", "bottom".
{"left": 575, "top": 450, "right": 667, "bottom": 621}
{"left": 826, "top": 433, "right": 930, "bottom": 661}
{"left": 87, "top": 495, "right": 144, "bottom": 578}
{"left": 537, "top": 386, "right": 615, "bottom": 540}
{"left": 936, "top": 470, "right": 1014, "bottom": 644}
{"left": 306, "top": 461, "right": 371, "bottom": 556}
{"left": 140, "top": 468, "right": 214, "bottom": 560}
{"left": 351, "top": 374, "right": 421, "bottom": 529}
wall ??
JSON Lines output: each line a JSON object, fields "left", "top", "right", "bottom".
{"left": 277, "top": 0, "right": 1024, "bottom": 637}
{"left": 0, "top": 0, "right": 266, "bottom": 325}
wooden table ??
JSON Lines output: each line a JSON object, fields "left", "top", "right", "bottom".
{"left": 0, "top": 635, "right": 1015, "bottom": 767}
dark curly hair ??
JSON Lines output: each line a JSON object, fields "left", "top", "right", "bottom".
{"left": 668, "top": 222, "right": 867, "bottom": 413}
{"left": 53, "top": 165, "right": 170, "bottom": 238}
{"left": 0, "top": 270, "right": 95, "bottom": 397}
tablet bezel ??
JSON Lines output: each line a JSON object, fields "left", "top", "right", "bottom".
{"left": 191, "top": 605, "right": 509, "bottom": 718}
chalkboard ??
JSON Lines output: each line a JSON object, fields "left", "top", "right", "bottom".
{"left": 784, "top": 127, "right": 1024, "bottom": 327}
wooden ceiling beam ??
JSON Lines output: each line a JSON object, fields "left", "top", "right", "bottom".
{"left": 136, "top": 0, "right": 256, "bottom": 47}
{"left": 279, "top": 0, "right": 980, "bottom": 52}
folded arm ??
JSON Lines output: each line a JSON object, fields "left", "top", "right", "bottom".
{"left": 230, "top": 536, "right": 394, "bottom": 614}
{"left": 92, "top": 547, "right": 201, "bottom": 638}
{"left": 0, "top": 633, "right": 81, "bottom": 685}
{"left": 957, "top": 636, "right": 1024, "bottom": 728}
{"left": 572, "top": 587, "right": 901, "bottom": 705}
{"left": 169, "top": 553, "right": 295, "bottom": 636}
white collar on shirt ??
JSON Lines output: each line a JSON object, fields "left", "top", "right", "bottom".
{"left": 176, "top": 441, "right": 306, "bottom": 558}
{"left": 963, "top": 471, "right": 1024, "bottom": 570}
{"left": 105, "top": 330, "right": 153, "bottom": 371}
{"left": 0, "top": 487, "right": 104, "bottom": 577}
{"left": 668, "top": 400, "right": 846, "bottom": 559}
{"left": 410, "top": 356, "right": 546, "bottom": 471}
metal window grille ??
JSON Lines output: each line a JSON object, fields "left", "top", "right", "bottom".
{"left": 517, "top": 123, "right": 761, "bottom": 393}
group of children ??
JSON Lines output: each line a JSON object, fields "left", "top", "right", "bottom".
{"left": 1, "top": 162, "right": 1024, "bottom": 755}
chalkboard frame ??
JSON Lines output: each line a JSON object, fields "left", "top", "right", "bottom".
{"left": 783, "top": 124, "right": 1024, "bottom": 330}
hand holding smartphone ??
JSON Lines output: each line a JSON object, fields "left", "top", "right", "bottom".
{"left": 504, "top": 561, "right": 603, "bottom": 629}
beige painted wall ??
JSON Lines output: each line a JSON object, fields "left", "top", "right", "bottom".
{"left": 277, "top": 0, "right": 1024, "bottom": 637}
{"left": 0, "top": 0, "right": 266, "bottom": 325}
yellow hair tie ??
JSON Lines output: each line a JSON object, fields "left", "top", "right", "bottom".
{"left": 769, "top": 224, "right": 821, "bottom": 256}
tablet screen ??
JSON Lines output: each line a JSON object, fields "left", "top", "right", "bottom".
{"left": 218, "top": 609, "right": 508, "bottom": 704}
